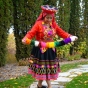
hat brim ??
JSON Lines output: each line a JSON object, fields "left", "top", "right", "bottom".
{"left": 41, "top": 5, "right": 58, "bottom": 14}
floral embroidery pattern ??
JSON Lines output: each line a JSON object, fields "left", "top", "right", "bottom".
{"left": 42, "top": 22, "right": 56, "bottom": 41}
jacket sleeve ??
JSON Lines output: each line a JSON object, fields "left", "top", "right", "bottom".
{"left": 54, "top": 22, "right": 71, "bottom": 38}
{"left": 24, "top": 22, "right": 39, "bottom": 39}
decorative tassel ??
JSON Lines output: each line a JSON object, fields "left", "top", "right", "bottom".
{"left": 35, "top": 41, "right": 39, "bottom": 47}
{"left": 48, "top": 42, "right": 55, "bottom": 48}
{"left": 46, "top": 42, "right": 49, "bottom": 48}
{"left": 26, "top": 38, "right": 31, "bottom": 44}
{"left": 28, "top": 36, "right": 77, "bottom": 48}
{"left": 41, "top": 41, "right": 46, "bottom": 47}
{"left": 54, "top": 41, "right": 62, "bottom": 47}
{"left": 30, "top": 40, "right": 35, "bottom": 45}
{"left": 63, "top": 38, "right": 71, "bottom": 44}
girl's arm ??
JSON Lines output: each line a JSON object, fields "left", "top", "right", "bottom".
{"left": 22, "top": 22, "right": 39, "bottom": 44}
{"left": 54, "top": 22, "right": 71, "bottom": 38}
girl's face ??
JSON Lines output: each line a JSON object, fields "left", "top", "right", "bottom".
{"left": 44, "top": 14, "right": 53, "bottom": 24}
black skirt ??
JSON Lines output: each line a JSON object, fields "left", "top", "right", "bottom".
{"left": 28, "top": 46, "right": 60, "bottom": 80}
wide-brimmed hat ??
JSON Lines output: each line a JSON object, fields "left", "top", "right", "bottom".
{"left": 41, "top": 5, "right": 58, "bottom": 14}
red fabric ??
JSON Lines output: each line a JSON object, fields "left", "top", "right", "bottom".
{"left": 36, "top": 5, "right": 55, "bottom": 22}
{"left": 36, "top": 11, "right": 55, "bottom": 22}
{"left": 23, "top": 5, "right": 70, "bottom": 41}
{"left": 25, "top": 21, "right": 70, "bottom": 41}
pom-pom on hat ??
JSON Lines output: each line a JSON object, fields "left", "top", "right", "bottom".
{"left": 41, "top": 5, "right": 58, "bottom": 14}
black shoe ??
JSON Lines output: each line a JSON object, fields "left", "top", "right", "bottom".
{"left": 37, "top": 85, "right": 47, "bottom": 88}
{"left": 41, "top": 85, "right": 47, "bottom": 88}
{"left": 37, "top": 85, "right": 41, "bottom": 88}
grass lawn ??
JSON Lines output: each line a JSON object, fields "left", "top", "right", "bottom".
{"left": 60, "top": 61, "right": 88, "bottom": 72}
{"left": 65, "top": 73, "right": 88, "bottom": 88}
{"left": 0, "top": 60, "right": 88, "bottom": 88}
{"left": 0, "top": 74, "right": 35, "bottom": 88}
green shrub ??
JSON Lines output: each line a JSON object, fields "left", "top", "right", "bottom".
{"left": 18, "top": 58, "right": 29, "bottom": 66}
{"left": 6, "top": 53, "right": 17, "bottom": 64}
{"left": 66, "top": 53, "right": 81, "bottom": 61}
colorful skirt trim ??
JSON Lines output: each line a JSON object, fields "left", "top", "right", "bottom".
{"left": 28, "top": 46, "right": 60, "bottom": 80}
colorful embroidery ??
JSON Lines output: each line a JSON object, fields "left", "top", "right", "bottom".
{"left": 42, "top": 22, "right": 56, "bottom": 41}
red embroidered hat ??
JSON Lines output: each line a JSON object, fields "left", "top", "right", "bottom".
{"left": 41, "top": 5, "right": 58, "bottom": 14}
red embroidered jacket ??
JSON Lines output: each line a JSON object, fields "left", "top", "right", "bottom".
{"left": 25, "top": 21, "right": 70, "bottom": 41}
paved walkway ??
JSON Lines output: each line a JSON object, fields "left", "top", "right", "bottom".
{"left": 0, "top": 59, "right": 87, "bottom": 82}
{"left": 29, "top": 64, "right": 88, "bottom": 88}
{"left": 0, "top": 59, "right": 88, "bottom": 88}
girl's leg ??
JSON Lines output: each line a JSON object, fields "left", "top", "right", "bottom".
{"left": 46, "top": 80, "right": 52, "bottom": 88}
{"left": 37, "top": 80, "right": 43, "bottom": 88}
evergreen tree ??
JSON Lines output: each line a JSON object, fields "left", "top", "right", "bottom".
{"left": 43, "top": 0, "right": 57, "bottom": 6}
{"left": 57, "top": 0, "right": 70, "bottom": 32}
{"left": 12, "top": 0, "right": 43, "bottom": 61}
{"left": 69, "top": 0, "right": 81, "bottom": 55}
{"left": 83, "top": 0, "right": 88, "bottom": 29}
{"left": 82, "top": 0, "right": 88, "bottom": 57}
{"left": 0, "top": 0, "right": 13, "bottom": 66}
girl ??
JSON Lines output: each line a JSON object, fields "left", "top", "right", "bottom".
{"left": 22, "top": 5, "right": 78, "bottom": 88}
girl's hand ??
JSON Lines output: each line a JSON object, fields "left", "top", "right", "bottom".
{"left": 70, "top": 36, "right": 78, "bottom": 42}
{"left": 22, "top": 37, "right": 31, "bottom": 45}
